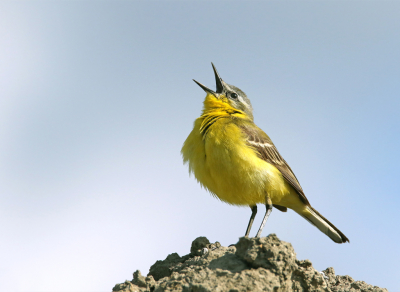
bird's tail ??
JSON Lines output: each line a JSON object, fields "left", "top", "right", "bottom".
{"left": 300, "top": 206, "right": 349, "bottom": 243}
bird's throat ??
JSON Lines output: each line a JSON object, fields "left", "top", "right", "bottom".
{"left": 202, "top": 94, "right": 244, "bottom": 117}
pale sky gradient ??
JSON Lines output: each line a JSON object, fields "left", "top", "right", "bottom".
{"left": 1, "top": 1, "right": 399, "bottom": 291}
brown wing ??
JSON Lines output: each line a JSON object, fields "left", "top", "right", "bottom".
{"left": 239, "top": 124, "right": 310, "bottom": 206}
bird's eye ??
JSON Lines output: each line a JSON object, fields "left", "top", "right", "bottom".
{"left": 230, "top": 93, "right": 238, "bottom": 99}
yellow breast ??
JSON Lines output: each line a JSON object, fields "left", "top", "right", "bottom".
{"left": 181, "top": 116, "right": 293, "bottom": 206}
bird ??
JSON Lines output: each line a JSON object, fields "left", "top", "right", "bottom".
{"left": 181, "top": 63, "right": 349, "bottom": 243}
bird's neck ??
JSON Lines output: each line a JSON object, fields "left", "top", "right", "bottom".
{"left": 197, "top": 94, "right": 252, "bottom": 137}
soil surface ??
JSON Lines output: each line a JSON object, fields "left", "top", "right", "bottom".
{"left": 112, "top": 234, "right": 387, "bottom": 292}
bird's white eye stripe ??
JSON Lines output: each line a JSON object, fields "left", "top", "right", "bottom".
{"left": 248, "top": 140, "right": 273, "bottom": 147}
{"left": 239, "top": 97, "right": 249, "bottom": 107}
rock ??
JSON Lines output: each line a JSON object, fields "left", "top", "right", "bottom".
{"left": 112, "top": 234, "right": 388, "bottom": 292}
{"left": 190, "top": 236, "right": 210, "bottom": 256}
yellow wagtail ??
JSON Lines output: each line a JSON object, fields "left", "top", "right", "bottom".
{"left": 181, "top": 63, "right": 349, "bottom": 243}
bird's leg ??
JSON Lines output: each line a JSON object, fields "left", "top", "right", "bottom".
{"left": 256, "top": 198, "right": 273, "bottom": 238}
{"left": 245, "top": 205, "right": 257, "bottom": 237}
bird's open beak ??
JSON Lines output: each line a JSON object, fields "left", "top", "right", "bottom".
{"left": 193, "top": 63, "right": 225, "bottom": 96}
{"left": 192, "top": 79, "right": 216, "bottom": 95}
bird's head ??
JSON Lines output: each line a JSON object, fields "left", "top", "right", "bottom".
{"left": 194, "top": 63, "right": 254, "bottom": 120}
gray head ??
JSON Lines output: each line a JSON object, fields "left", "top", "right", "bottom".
{"left": 193, "top": 63, "right": 254, "bottom": 120}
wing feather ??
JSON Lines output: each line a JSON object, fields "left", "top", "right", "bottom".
{"left": 239, "top": 124, "right": 310, "bottom": 206}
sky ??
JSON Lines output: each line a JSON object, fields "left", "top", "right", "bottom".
{"left": 1, "top": 1, "right": 399, "bottom": 291}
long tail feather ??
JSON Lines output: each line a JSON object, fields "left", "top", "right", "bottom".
{"left": 300, "top": 206, "right": 349, "bottom": 243}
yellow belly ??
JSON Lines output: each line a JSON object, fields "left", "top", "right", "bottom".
{"left": 182, "top": 118, "right": 303, "bottom": 209}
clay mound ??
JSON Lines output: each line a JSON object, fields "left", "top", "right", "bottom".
{"left": 112, "top": 234, "right": 387, "bottom": 292}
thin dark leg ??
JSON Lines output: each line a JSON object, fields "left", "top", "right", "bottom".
{"left": 256, "top": 202, "right": 273, "bottom": 238}
{"left": 245, "top": 205, "right": 257, "bottom": 237}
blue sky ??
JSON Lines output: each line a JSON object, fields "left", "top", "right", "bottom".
{"left": 1, "top": 1, "right": 399, "bottom": 291}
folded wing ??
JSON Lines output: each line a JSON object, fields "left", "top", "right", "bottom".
{"left": 239, "top": 124, "right": 310, "bottom": 206}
